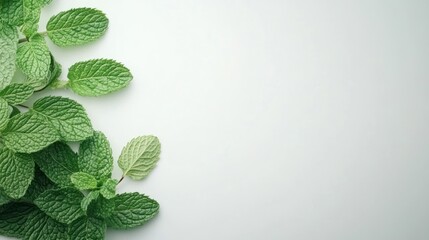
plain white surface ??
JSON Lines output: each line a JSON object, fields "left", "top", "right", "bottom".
{"left": 4, "top": 0, "right": 429, "bottom": 239}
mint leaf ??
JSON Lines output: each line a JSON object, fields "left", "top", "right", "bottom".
{"left": 0, "top": 98, "right": 10, "bottom": 131}
{"left": 23, "top": 208, "right": 69, "bottom": 240}
{"left": 0, "top": 21, "right": 18, "bottom": 89}
{"left": 0, "top": 148, "right": 34, "bottom": 199}
{"left": 46, "top": 8, "right": 108, "bottom": 47}
{"left": 81, "top": 190, "right": 100, "bottom": 212}
{"left": 69, "top": 216, "right": 106, "bottom": 240}
{"left": 71, "top": 172, "right": 98, "bottom": 190}
{"left": 0, "top": 0, "right": 23, "bottom": 26}
{"left": 0, "top": 83, "right": 34, "bottom": 105}
{"left": 16, "top": 36, "right": 51, "bottom": 82}
{"left": 90, "top": 196, "right": 115, "bottom": 219}
{"left": 119, "top": 136, "right": 161, "bottom": 180}
{"left": 106, "top": 192, "right": 159, "bottom": 229}
{"left": 32, "top": 96, "right": 93, "bottom": 141}
{"left": 21, "top": 0, "right": 42, "bottom": 37}
{"left": 0, "top": 193, "right": 10, "bottom": 206}
{"left": 34, "top": 187, "right": 85, "bottom": 224}
{"left": 68, "top": 59, "right": 133, "bottom": 96}
{"left": 33, "top": 142, "right": 79, "bottom": 187}
{"left": 0, "top": 203, "right": 37, "bottom": 238}
{"left": 100, "top": 179, "right": 117, "bottom": 199}
{"left": 22, "top": 167, "right": 56, "bottom": 201}
{"left": 2, "top": 112, "right": 60, "bottom": 153}
{"left": 78, "top": 131, "right": 113, "bottom": 178}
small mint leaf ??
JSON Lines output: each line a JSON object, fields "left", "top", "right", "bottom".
{"left": 99, "top": 179, "right": 118, "bottom": 199}
{"left": 71, "top": 172, "right": 98, "bottom": 190}
{"left": 16, "top": 36, "right": 51, "bottom": 82}
{"left": 78, "top": 131, "right": 113, "bottom": 178}
{"left": 0, "top": 83, "right": 34, "bottom": 105}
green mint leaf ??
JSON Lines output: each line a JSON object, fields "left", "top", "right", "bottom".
{"left": 2, "top": 112, "right": 60, "bottom": 153}
{"left": 23, "top": 208, "right": 69, "bottom": 240}
{"left": 81, "top": 190, "right": 100, "bottom": 212}
{"left": 100, "top": 179, "right": 117, "bottom": 199}
{"left": 106, "top": 192, "right": 159, "bottom": 229}
{"left": 16, "top": 36, "right": 51, "bottom": 82}
{"left": 33, "top": 141, "right": 79, "bottom": 187}
{"left": 9, "top": 105, "right": 21, "bottom": 117}
{"left": 0, "top": 148, "right": 34, "bottom": 199}
{"left": 78, "top": 131, "right": 113, "bottom": 178}
{"left": 68, "top": 59, "right": 133, "bottom": 96}
{"left": 0, "top": 83, "right": 34, "bottom": 105}
{"left": 70, "top": 172, "right": 98, "bottom": 190}
{"left": 0, "top": 203, "right": 37, "bottom": 238}
{"left": 22, "top": 167, "right": 56, "bottom": 201}
{"left": 90, "top": 196, "right": 115, "bottom": 219}
{"left": 0, "top": 98, "right": 10, "bottom": 131}
{"left": 0, "top": 193, "right": 11, "bottom": 206}
{"left": 119, "top": 136, "right": 161, "bottom": 180}
{"left": 0, "top": 0, "right": 23, "bottom": 26}
{"left": 0, "top": 21, "right": 18, "bottom": 89}
{"left": 21, "top": 0, "right": 42, "bottom": 37}
{"left": 46, "top": 8, "right": 108, "bottom": 47}
{"left": 34, "top": 187, "right": 85, "bottom": 224}
{"left": 69, "top": 216, "right": 106, "bottom": 240}
{"left": 32, "top": 96, "right": 93, "bottom": 141}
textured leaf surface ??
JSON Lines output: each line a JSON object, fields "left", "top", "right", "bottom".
{"left": 35, "top": 187, "right": 84, "bottom": 224}
{"left": 47, "top": 8, "right": 108, "bottom": 47}
{"left": 2, "top": 112, "right": 60, "bottom": 153}
{"left": 22, "top": 167, "right": 56, "bottom": 201}
{"left": 32, "top": 96, "right": 93, "bottom": 141}
{"left": 0, "top": 83, "right": 34, "bottom": 105}
{"left": 16, "top": 37, "right": 51, "bottom": 81}
{"left": 69, "top": 216, "right": 106, "bottom": 240}
{"left": 0, "top": 148, "right": 34, "bottom": 199}
{"left": 23, "top": 208, "right": 69, "bottom": 240}
{"left": 33, "top": 142, "right": 79, "bottom": 187}
{"left": 0, "top": 193, "right": 10, "bottom": 206}
{"left": 81, "top": 190, "right": 99, "bottom": 212}
{"left": 71, "top": 172, "right": 97, "bottom": 190}
{"left": 90, "top": 196, "right": 115, "bottom": 219}
{"left": 106, "top": 193, "right": 159, "bottom": 229}
{"left": 0, "top": 0, "right": 23, "bottom": 26}
{"left": 21, "top": 0, "right": 42, "bottom": 37}
{"left": 0, "top": 98, "right": 10, "bottom": 131}
{"left": 0, "top": 203, "right": 37, "bottom": 238}
{"left": 119, "top": 136, "right": 161, "bottom": 180}
{"left": 0, "top": 21, "right": 18, "bottom": 89}
{"left": 100, "top": 179, "right": 117, "bottom": 199}
{"left": 68, "top": 59, "right": 133, "bottom": 96}
{"left": 78, "top": 131, "right": 113, "bottom": 178}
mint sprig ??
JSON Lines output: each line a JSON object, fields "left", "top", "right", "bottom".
{"left": 0, "top": 1, "right": 161, "bottom": 239}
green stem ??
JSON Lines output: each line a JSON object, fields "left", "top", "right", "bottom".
{"left": 17, "top": 104, "right": 30, "bottom": 109}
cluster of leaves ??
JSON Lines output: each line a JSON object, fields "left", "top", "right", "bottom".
{"left": 0, "top": 1, "right": 161, "bottom": 239}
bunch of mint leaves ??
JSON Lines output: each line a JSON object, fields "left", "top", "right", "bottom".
{"left": 0, "top": 1, "right": 161, "bottom": 239}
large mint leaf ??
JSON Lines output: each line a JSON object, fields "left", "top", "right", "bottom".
{"left": 78, "top": 131, "right": 113, "bottom": 178}
{"left": 0, "top": 83, "right": 34, "bottom": 105}
{"left": 0, "top": 21, "right": 18, "bottom": 89}
{"left": 34, "top": 187, "right": 85, "bottom": 224}
{"left": 70, "top": 172, "right": 98, "bottom": 190}
{"left": 0, "top": 148, "right": 34, "bottom": 199}
{"left": 0, "top": 98, "right": 10, "bottom": 131}
{"left": 33, "top": 141, "right": 79, "bottom": 187}
{"left": 0, "top": 203, "right": 37, "bottom": 238}
{"left": 2, "top": 112, "right": 60, "bottom": 153}
{"left": 68, "top": 59, "right": 133, "bottom": 96}
{"left": 118, "top": 136, "right": 161, "bottom": 180}
{"left": 23, "top": 208, "right": 69, "bottom": 240}
{"left": 16, "top": 36, "right": 51, "bottom": 82}
{"left": 69, "top": 216, "right": 106, "bottom": 240}
{"left": 32, "top": 96, "right": 93, "bottom": 141}
{"left": 46, "top": 8, "right": 108, "bottom": 47}
{"left": 106, "top": 192, "right": 159, "bottom": 229}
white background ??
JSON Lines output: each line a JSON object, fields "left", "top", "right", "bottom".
{"left": 6, "top": 0, "right": 429, "bottom": 239}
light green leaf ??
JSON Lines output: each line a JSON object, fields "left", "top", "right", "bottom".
{"left": 21, "top": 0, "right": 42, "bottom": 37}
{"left": 0, "top": 203, "right": 38, "bottom": 238}
{"left": 78, "top": 131, "right": 113, "bottom": 178}
{"left": 106, "top": 192, "right": 159, "bottom": 229}
{"left": 31, "top": 96, "right": 93, "bottom": 141}
{"left": 34, "top": 187, "right": 85, "bottom": 224}
{"left": 33, "top": 142, "right": 79, "bottom": 187}
{"left": 0, "top": 148, "right": 35, "bottom": 199}
{"left": 0, "top": 83, "right": 34, "bottom": 105}
{"left": 81, "top": 191, "right": 99, "bottom": 212}
{"left": 100, "top": 179, "right": 117, "bottom": 199}
{"left": 119, "top": 136, "right": 161, "bottom": 180}
{"left": 46, "top": 8, "right": 108, "bottom": 47}
{"left": 0, "top": 21, "right": 18, "bottom": 89}
{"left": 68, "top": 59, "right": 133, "bottom": 96}
{"left": 16, "top": 36, "right": 51, "bottom": 81}
{"left": 0, "top": 98, "right": 10, "bottom": 131}
{"left": 69, "top": 216, "right": 106, "bottom": 240}
{"left": 23, "top": 208, "right": 69, "bottom": 240}
{"left": 71, "top": 172, "right": 98, "bottom": 190}
{"left": 2, "top": 112, "right": 60, "bottom": 153}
